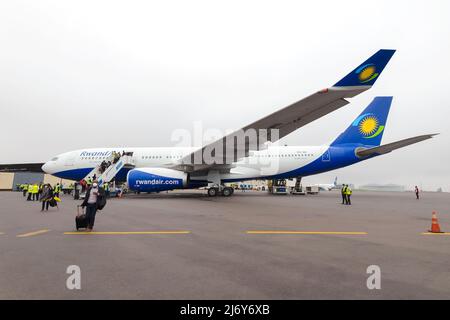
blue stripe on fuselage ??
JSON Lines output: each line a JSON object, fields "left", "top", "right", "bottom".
{"left": 52, "top": 167, "right": 132, "bottom": 181}
{"left": 222, "top": 144, "right": 376, "bottom": 183}
{"left": 270, "top": 145, "right": 362, "bottom": 178}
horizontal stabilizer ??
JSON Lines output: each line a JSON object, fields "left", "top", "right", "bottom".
{"left": 356, "top": 134, "right": 438, "bottom": 157}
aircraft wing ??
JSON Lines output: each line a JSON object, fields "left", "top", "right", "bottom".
{"left": 177, "top": 49, "right": 396, "bottom": 173}
{"left": 356, "top": 134, "right": 438, "bottom": 158}
{"left": 0, "top": 163, "right": 44, "bottom": 172}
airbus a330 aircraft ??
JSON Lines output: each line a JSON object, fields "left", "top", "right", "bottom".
{"left": 2, "top": 50, "right": 437, "bottom": 197}
{"left": 313, "top": 177, "right": 338, "bottom": 191}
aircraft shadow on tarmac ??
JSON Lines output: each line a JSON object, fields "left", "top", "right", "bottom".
{"left": 125, "top": 191, "right": 271, "bottom": 200}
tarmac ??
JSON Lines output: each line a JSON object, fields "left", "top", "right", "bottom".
{"left": 0, "top": 189, "right": 449, "bottom": 299}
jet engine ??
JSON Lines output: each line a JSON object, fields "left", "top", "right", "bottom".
{"left": 127, "top": 167, "right": 188, "bottom": 193}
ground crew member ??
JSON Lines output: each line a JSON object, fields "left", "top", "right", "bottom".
{"left": 27, "top": 184, "right": 33, "bottom": 201}
{"left": 32, "top": 183, "right": 39, "bottom": 201}
{"left": 341, "top": 184, "right": 347, "bottom": 204}
{"left": 104, "top": 182, "right": 110, "bottom": 198}
{"left": 414, "top": 186, "right": 419, "bottom": 200}
{"left": 87, "top": 177, "right": 93, "bottom": 186}
{"left": 345, "top": 185, "right": 352, "bottom": 205}
{"left": 54, "top": 183, "right": 61, "bottom": 197}
{"left": 22, "top": 184, "right": 28, "bottom": 197}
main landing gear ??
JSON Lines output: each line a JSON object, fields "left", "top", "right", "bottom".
{"left": 207, "top": 186, "right": 234, "bottom": 197}
{"left": 206, "top": 171, "right": 233, "bottom": 197}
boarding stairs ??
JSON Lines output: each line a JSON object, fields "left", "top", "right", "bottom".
{"left": 83, "top": 153, "right": 135, "bottom": 186}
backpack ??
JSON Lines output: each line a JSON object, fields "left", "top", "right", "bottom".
{"left": 49, "top": 198, "right": 57, "bottom": 207}
{"left": 97, "top": 189, "right": 107, "bottom": 211}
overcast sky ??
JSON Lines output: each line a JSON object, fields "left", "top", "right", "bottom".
{"left": 1, "top": 0, "right": 449, "bottom": 191}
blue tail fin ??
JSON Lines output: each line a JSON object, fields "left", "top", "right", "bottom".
{"left": 334, "top": 49, "right": 396, "bottom": 87}
{"left": 331, "top": 96, "right": 393, "bottom": 147}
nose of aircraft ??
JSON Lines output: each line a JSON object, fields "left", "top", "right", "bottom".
{"left": 41, "top": 162, "right": 49, "bottom": 173}
{"left": 41, "top": 162, "right": 53, "bottom": 174}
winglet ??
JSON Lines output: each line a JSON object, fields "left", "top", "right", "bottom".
{"left": 334, "top": 49, "right": 396, "bottom": 87}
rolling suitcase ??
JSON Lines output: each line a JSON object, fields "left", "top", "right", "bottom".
{"left": 76, "top": 206, "right": 88, "bottom": 230}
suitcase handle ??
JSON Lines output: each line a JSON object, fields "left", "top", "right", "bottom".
{"left": 76, "top": 205, "right": 85, "bottom": 217}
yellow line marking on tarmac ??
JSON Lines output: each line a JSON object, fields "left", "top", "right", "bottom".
{"left": 421, "top": 232, "right": 450, "bottom": 236}
{"left": 17, "top": 229, "right": 50, "bottom": 238}
{"left": 246, "top": 231, "right": 368, "bottom": 235}
{"left": 64, "top": 231, "right": 191, "bottom": 235}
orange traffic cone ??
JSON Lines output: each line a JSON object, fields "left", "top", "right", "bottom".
{"left": 429, "top": 211, "right": 443, "bottom": 233}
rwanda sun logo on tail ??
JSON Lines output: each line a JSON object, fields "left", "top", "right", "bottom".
{"left": 356, "top": 64, "right": 379, "bottom": 83}
{"left": 331, "top": 97, "right": 392, "bottom": 147}
{"left": 352, "top": 113, "right": 384, "bottom": 139}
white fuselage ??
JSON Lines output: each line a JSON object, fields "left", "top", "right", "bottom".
{"left": 42, "top": 145, "right": 330, "bottom": 182}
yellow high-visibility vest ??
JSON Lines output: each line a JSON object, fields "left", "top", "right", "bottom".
{"left": 28, "top": 185, "right": 33, "bottom": 192}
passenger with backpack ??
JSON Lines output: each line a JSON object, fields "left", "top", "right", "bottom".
{"left": 40, "top": 184, "right": 54, "bottom": 212}
{"left": 80, "top": 180, "right": 106, "bottom": 232}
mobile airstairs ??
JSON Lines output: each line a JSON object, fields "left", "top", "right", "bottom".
{"left": 83, "top": 152, "right": 135, "bottom": 186}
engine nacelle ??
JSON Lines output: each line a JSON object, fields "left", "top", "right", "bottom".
{"left": 127, "top": 167, "right": 188, "bottom": 193}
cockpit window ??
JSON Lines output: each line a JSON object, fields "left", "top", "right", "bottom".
{"left": 51, "top": 157, "right": 59, "bottom": 161}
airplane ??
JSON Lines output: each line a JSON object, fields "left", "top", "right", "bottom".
{"left": 1, "top": 50, "right": 437, "bottom": 197}
{"left": 313, "top": 177, "right": 338, "bottom": 191}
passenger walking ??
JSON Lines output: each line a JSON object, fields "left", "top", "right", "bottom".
{"left": 341, "top": 184, "right": 347, "bottom": 204}
{"left": 40, "top": 184, "right": 54, "bottom": 212}
{"left": 100, "top": 160, "right": 107, "bottom": 173}
{"left": 346, "top": 185, "right": 352, "bottom": 205}
{"left": 113, "top": 151, "right": 120, "bottom": 164}
{"left": 38, "top": 183, "right": 43, "bottom": 200}
{"left": 80, "top": 179, "right": 87, "bottom": 193}
{"left": 80, "top": 180, "right": 105, "bottom": 232}
{"left": 415, "top": 186, "right": 419, "bottom": 200}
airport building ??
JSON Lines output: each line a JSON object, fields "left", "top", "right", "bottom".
{"left": 0, "top": 172, "right": 73, "bottom": 191}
